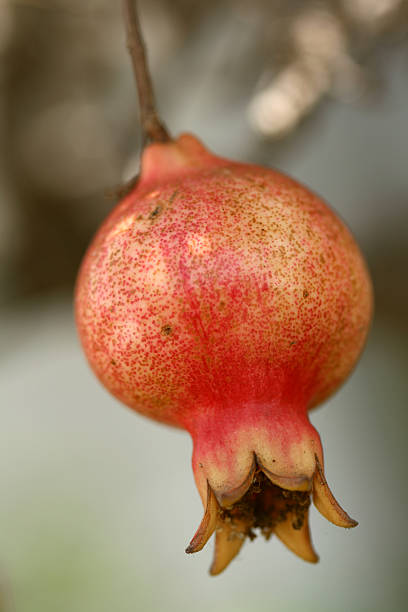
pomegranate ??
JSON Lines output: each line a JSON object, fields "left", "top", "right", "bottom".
{"left": 75, "top": 133, "right": 373, "bottom": 574}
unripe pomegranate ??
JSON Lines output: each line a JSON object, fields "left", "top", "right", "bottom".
{"left": 75, "top": 133, "right": 372, "bottom": 574}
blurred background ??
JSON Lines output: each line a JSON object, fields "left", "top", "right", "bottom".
{"left": 1, "top": 0, "right": 408, "bottom": 610}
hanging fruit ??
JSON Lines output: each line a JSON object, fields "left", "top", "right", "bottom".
{"left": 75, "top": 0, "right": 373, "bottom": 575}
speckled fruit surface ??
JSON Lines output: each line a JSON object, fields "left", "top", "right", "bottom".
{"left": 75, "top": 133, "right": 373, "bottom": 574}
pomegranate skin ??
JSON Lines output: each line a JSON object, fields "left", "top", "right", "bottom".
{"left": 75, "top": 134, "right": 373, "bottom": 573}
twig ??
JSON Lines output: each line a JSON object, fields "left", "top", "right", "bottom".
{"left": 122, "top": 0, "right": 171, "bottom": 145}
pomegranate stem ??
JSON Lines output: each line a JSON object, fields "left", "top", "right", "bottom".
{"left": 122, "top": 0, "right": 171, "bottom": 145}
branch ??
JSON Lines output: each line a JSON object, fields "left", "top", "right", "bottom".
{"left": 122, "top": 0, "right": 171, "bottom": 145}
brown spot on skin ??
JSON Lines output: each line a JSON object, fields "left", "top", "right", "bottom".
{"left": 161, "top": 324, "right": 172, "bottom": 336}
{"left": 149, "top": 205, "right": 162, "bottom": 220}
{"left": 169, "top": 190, "right": 179, "bottom": 204}
{"left": 303, "top": 290, "right": 309, "bottom": 298}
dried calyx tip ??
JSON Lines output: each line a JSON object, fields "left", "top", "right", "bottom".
{"left": 313, "top": 454, "right": 358, "bottom": 528}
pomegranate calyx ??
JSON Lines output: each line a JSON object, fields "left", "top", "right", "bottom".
{"left": 187, "top": 462, "right": 319, "bottom": 575}
{"left": 187, "top": 451, "right": 357, "bottom": 574}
